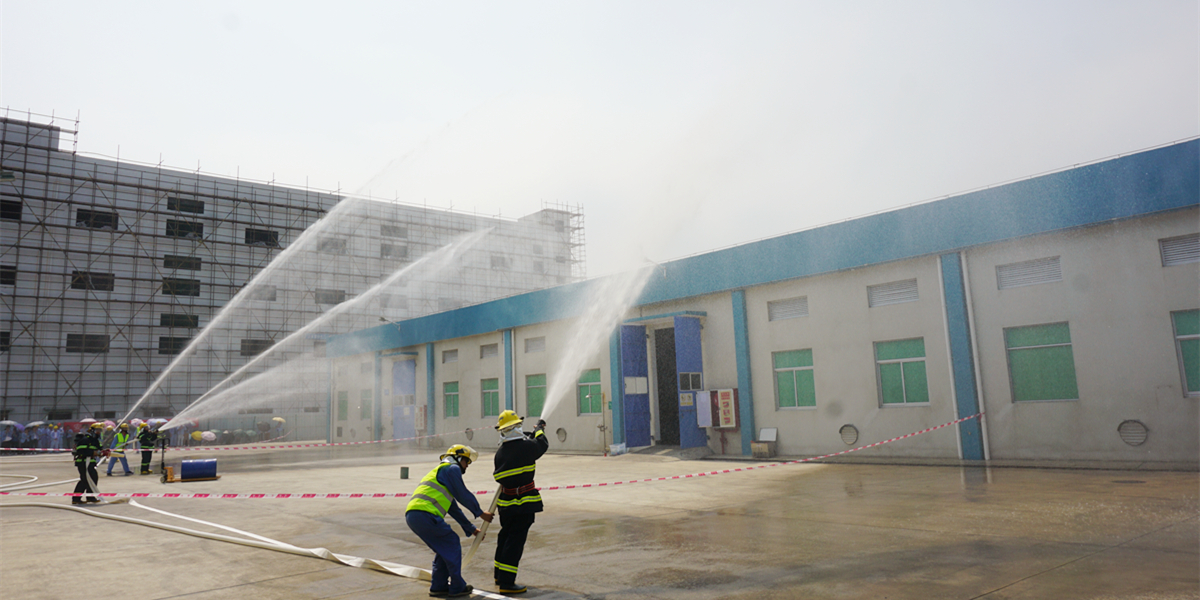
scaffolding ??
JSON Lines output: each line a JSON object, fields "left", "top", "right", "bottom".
{"left": 0, "top": 111, "right": 585, "bottom": 435}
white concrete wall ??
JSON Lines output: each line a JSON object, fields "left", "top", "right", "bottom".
{"left": 966, "top": 209, "right": 1200, "bottom": 461}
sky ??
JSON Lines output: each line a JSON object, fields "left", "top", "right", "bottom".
{"left": 2, "top": 1, "right": 1196, "bottom": 277}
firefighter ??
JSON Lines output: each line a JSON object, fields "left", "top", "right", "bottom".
{"left": 137, "top": 423, "right": 158, "bottom": 475}
{"left": 72, "top": 423, "right": 106, "bottom": 504}
{"left": 105, "top": 423, "right": 134, "bottom": 476}
{"left": 492, "top": 410, "right": 549, "bottom": 594}
{"left": 406, "top": 444, "right": 493, "bottom": 598}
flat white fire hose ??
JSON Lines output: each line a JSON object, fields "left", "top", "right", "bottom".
{"left": 463, "top": 485, "right": 501, "bottom": 567}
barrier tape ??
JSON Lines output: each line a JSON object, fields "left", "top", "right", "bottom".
{"left": 0, "top": 413, "right": 982, "bottom": 500}
{"left": 0, "top": 427, "right": 490, "bottom": 454}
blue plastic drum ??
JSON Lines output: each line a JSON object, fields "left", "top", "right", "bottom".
{"left": 180, "top": 458, "right": 217, "bottom": 480}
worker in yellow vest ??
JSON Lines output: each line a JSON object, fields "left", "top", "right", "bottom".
{"left": 105, "top": 423, "right": 134, "bottom": 476}
{"left": 406, "top": 444, "right": 493, "bottom": 598}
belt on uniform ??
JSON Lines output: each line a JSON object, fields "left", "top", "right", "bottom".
{"left": 501, "top": 481, "right": 537, "bottom": 495}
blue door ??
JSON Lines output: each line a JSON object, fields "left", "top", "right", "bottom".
{"left": 621, "top": 325, "right": 651, "bottom": 448}
{"left": 674, "top": 316, "right": 707, "bottom": 449}
{"left": 391, "top": 359, "right": 417, "bottom": 440}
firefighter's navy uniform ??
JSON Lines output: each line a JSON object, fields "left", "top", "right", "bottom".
{"left": 492, "top": 418, "right": 549, "bottom": 591}
{"left": 72, "top": 426, "right": 102, "bottom": 504}
{"left": 138, "top": 425, "right": 158, "bottom": 475}
{"left": 406, "top": 447, "right": 486, "bottom": 598}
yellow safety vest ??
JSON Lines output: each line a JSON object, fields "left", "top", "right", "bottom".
{"left": 111, "top": 432, "right": 129, "bottom": 457}
{"left": 406, "top": 462, "right": 454, "bottom": 517}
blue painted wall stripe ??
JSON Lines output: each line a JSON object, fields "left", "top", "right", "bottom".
{"left": 425, "top": 342, "right": 436, "bottom": 435}
{"left": 609, "top": 329, "right": 624, "bottom": 447}
{"left": 731, "top": 290, "right": 755, "bottom": 456}
{"left": 329, "top": 140, "right": 1199, "bottom": 358}
{"left": 939, "top": 253, "right": 985, "bottom": 460}
{"left": 503, "top": 329, "right": 514, "bottom": 411}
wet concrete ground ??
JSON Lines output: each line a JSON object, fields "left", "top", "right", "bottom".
{"left": 1, "top": 443, "right": 1196, "bottom": 600}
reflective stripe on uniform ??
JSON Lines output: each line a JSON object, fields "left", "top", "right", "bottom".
{"left": 494, "top": 561, "right": 519, "bottom": 574}
{"left": 496, "top": 494, "right": 542, "bottom": 507}
{"left": 494, "top": 464, "right": 536, "bottom": 481}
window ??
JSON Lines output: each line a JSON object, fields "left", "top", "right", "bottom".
{"left": 868, "top": 279, "right": 918, "bottom": 307}
{"left": 482, "top": 378, "right": 501, "bottom": 417}
{"left": 312, "top": 340, "right": 326, "bottom": 358}
{"left": 244, "top": 284, "right": 277, "bottom": 302}
{"left": 70, "top": 271, "right": 115, "bottom": 291}
{"left": 380, "top": 244, "right": 409, "bottom": 259}
{"left": 165, "top": 220, "right": 203, "bottom": 239}
{"left": 534, "top": 261, "right": 546, "bottom": 274}
{"left": 444, "top": 382, "right": 460, "bottom": 418}
{"left": 337, "top": 391, "right": 349, "bottom": 421}
{"left": 0, "top": 265, "right": 14, "bottom": 285}
{"left": 317, "top": 237, "right": 346, "bottom": 254}
{"left": 768, "top": 296, "right": 809, "bottom": 321}
{"left": 381, "top": 224, "right": 407, "bottom": 239}
{"left": 380, "top": 294, "right": 408, "bottom": 310}
{"left": 1172, "top": 310, "right": 1199, "bottom": 396}
{"left": 438, "top": 298, "right": 460, "bottom": 312}
{"left": 245, "top": 228, "right": 280, "bottom": 247}
{"left": 75, "top": 208, "right": 118, "bottom": 230}
{"left": 875, "top": 338, "right": 929, "bottom": 405}
{"left": 525, "top": 337, "right": 546, "bottom": 353}
{"left": 996, "top": 257, "right": 1062, "bottom": 289}
{"left": 578, "top": 369, "right": 602, "bottom": 415}
{"left": 240, "top": 339, "right": 273, "bottom": 356}
{"left": 678, "top": 372, "right": 703, "bottom": 391}
{"left": 1004, "top": 323, "right": 1079, "bottom": 402}
{"left": 0, "top": 331, "right": 9, "bottom": 352}
{"left": 162, "top": 255, "right": 202, "bottom": 270}
{"left": 442, "top": 349, "right": 458, "bottom": 363}
{"left": 1160, "top": 234, "right": 1200, "bottom": 266}
{"left": 360, "top": 361, "right": 373, "bottom": 374}
{"left": 1, "top": 199, "right": 22, "bottom": 220}
{"left": 360, "top": 389, "right": 373, "bottom": 420}
{"left": 167, "top": 197, "right": 205, "bottom": 214}
{"left": 159, "top": 314, "right": 199, "bottom": 328}
{"left": 314, "top": 289, "right": 346, "bottom": 304}
{"left": 480, "top": 343, "right": 499, "bottom": 359}
{"left": 46, "top": 409, "right": 72, "bottom": 421}
{"left": 162, "top": 278, "right": 201, "bottom": 296}
{"left": 491, "top": 255, "right": 509, "bottom": 270}
{"left": 526, "top": 374, "right": 546, "bottom": 417}
{"left": 66, "top": 333, "right": 109, "bottom": 353}
{"left": 532, "top": 244, "right": 543, "bottom": 255}
{"left": 157, "top": 336, "right": 191, "bottom": 355}
{"left": 774, "top": 349, "right": 816, "bottom": 408}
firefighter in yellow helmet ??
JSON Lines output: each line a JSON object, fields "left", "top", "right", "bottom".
{"left": 405, "top": 444, "right": 493, "bottom": 598}
{"left": 491, "top": 410, "right": 548, "bottom": 594}
{"left": 72, "top": 423, "right": 107, "bottom": 504}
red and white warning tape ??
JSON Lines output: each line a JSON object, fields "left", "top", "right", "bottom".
{"left": 0, "top": 427, "right": 490, "bottom": 454}
{"left": 0, "top": 414, "right": 983, "bottom": 501}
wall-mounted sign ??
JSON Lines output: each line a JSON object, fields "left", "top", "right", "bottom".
{"left": 715, "top": 389, "right": 738, "bottom": 429}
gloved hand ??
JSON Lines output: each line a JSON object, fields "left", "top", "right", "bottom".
{"left": 536, "top": 419, "right": 547, "bottom": 431}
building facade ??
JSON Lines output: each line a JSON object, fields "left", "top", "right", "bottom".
{"left": 0, "top": 113, "right": 584, "bottom": 435}
{"left": 328, "top": 139, "right": 1198, "bottom": 464}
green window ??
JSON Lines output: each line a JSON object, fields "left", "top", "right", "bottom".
{"left": 875, "top": 338, "right": 929, "bottom": 405}
{"left": 1004, "top": 323, "right": 1079, "bottom": 401}
{"left": 578, "top": 369, "right": 602, "bottom": 415}
{"left": 337, "top": 391, "right": 348, "bottom": 421}
{"left": 1172, "top": 310, "right": 1200, "bottom": 396}
{"left": 360, "top": 389, "right": 373, "bottom": 419}
{"left": 774, "top": 349, "right": 816, "bottom": 408}
{"left": 444, "top": 381, "right": 459, "bottom": 418}
{"left": 482, "top": 378, "right": 500, "bottom": 417}
{"left": 526, "top": 374, "right": 547, "bottom": 417}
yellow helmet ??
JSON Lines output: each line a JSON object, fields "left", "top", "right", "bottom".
{"left": 89, "top": 422, "right": 104, "bottom": 430}
{"left": 119, "top": 423, "right": 129, "bottom": 429}
{"left": 440, "top": 444, "right": 478, "bottom": 465}
{"left": 495, "top": 410, "right": 523, "bottom": 432}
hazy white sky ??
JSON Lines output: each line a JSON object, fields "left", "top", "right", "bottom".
{"left": 3, "top": 1, "right": 1196, "bottom": 276}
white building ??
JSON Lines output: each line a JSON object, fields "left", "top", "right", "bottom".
{"left": 328, "top": 139, "right": 1198, "bottom": 465}
{"left": 0, "top": 113, "right": 584, "bottom": 435}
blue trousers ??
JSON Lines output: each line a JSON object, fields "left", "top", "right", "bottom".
{"left": 406, "top": 510, "right": 467, "bottom": 594}
{"left": 106, "top": 454, "right": 131, "bottom": 475}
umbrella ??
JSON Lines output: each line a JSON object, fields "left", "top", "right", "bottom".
{"left": 190, "top": 431, "right": 203, "bottom": 441}
{"left": 130, "top": 418, "right": 144, "bottom": 427}
{"left": 25, "top": 421, "right": 46, "bottom": 427}
{"left": 103, "top": 420, "right": 115, "bottom": 429}
{"left": 0, "top": 420, "right": 24, "bottom": 430}
{"left": 79, "top": 418, "right": 97, "bottom": 424}
{"left": 147, "top": 418, "right": 168, "bottom": 426}
{"left": 201, "top": 431, "right": 217, "bottom": 442}
{"left": 272, "top": 417, "right": 286, "bottom": 423}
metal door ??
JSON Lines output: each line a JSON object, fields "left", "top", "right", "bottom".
{"left": 674, "top": 316, "right": 707, "bottom": 449}
{"left": 621, "top": 325, "right": 651, "bottom": 447}
{"left": 391, "top": 359, "right": 417, "bottom": 440}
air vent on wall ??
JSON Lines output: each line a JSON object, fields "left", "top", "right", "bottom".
{"left": 768, "top": 296, "right": 809, "bottom": 321}
{"left": 996, "top": 256, "right": 1062, "bottom": 289}
{"left": 1160, "top": 234, "right": 1200, "bottom": 266}
{"left": 1117, "top": 420, "right": 1148, "bottom": 446}
{"left": 839, "top": 424, "right": 859, "bottom": 445}
{"left": 867, "top": 279, "right": 918, "bottom": 307}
